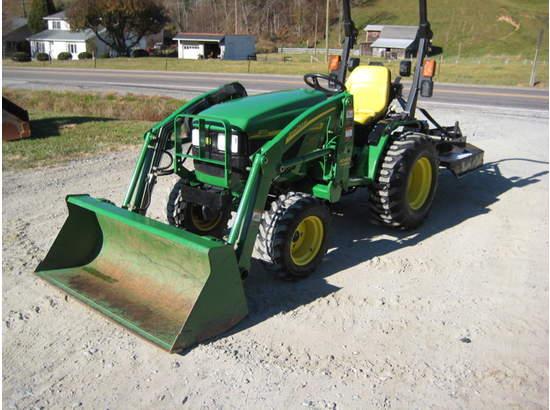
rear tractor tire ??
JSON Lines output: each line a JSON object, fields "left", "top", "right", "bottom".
{"left": 256, "top": 192, "right": 330, "bottom": 279}
{"left": 369, "top": 133, "right": 439, "bottom": 229}
{"left": 167, "top": 179, "right": 230, "bottom": 239}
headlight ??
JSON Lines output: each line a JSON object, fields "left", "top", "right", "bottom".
{"left": 216, "top": 133, "right": 239, "bottom": 153}
{"left": 191, "top": 128, "right": 200, "bottom": 146}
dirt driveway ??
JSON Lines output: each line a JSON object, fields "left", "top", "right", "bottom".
{"left": 3, "top": 105, "right": 548, "bottom": 409}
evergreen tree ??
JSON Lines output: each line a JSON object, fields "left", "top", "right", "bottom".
{"left": 28, "top": 0, "right": 56, "bottom": 33}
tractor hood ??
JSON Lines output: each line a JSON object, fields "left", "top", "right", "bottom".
{"left": 199, "top": 89, "right": 327, "bottom": 139}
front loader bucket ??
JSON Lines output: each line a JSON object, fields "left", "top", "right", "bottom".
{"left": 35, "top": 195, "right": 248, "bottom": 353}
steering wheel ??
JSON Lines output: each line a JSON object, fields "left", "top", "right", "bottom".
{"left": 304, "top": 73, "right": 346, "bottom": 94}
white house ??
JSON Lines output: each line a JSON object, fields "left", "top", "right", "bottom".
{"left": 28, "top": 11, "right": 107, "bottom": 59}
{"left": 28, "top": 11, "right": 163, "bottom": 60}
{"left": 173, "top": 33, "right": 256, "bottom": 60}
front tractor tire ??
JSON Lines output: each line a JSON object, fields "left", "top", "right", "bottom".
{"left": 256, "top": 193, "right": 330, "bottom": 279}
{"left": 369, "top": 134, "right": 439, "bottom": 229}
{"left": 167, "top": 179, "right": 230, "bottom": 238}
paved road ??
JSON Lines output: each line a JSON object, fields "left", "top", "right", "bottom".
{"left": 3, "top": 66, "right": 549, "bottom": 111}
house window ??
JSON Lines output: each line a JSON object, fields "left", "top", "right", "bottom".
{"left": 36, "top": 42, "right": 45, "bottom": 53}
{"left": 52, "top": 21, "right": 61, "bottom": 30}
{"left": 68, "top": 44, "right": 78, "bottom": 54}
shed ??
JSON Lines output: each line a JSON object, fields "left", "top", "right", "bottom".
{"left": 173, "top": 33, "right": 256, "bottom": 60}
{"left": 360, "top": 24, "right": 419, "bottom": 59}
{"left": 371, "top": 25, "right": 419, "bottom": 59}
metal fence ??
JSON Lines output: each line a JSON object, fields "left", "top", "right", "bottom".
{"left": 278, "top": 47, "right": 361, "bottom": 56}
{"left": 277, "top": 48, "right": 548, "bottom": 65}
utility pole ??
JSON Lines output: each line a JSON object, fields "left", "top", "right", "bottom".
{"left": 314, "top": 10, "right": 318, "bottom": 55}
{"left": 338, "top": 1, "right": 342, "bottom": 45}
{"left": 175, "top": 0, "right": 181, "bottom": 31}
{"left": 529, "top": 29, "right": 544, "bottom": 87}
{"left": 234, "top": 0, "right": 238, "bottom": 34}
{"left": 325, "top": 0, "right": 329, "bottom": 62}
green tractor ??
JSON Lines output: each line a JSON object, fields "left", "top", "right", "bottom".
{"left": 36, "top": 0, "right": 483, "bottom": 352}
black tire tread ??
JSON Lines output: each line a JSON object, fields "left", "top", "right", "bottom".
{"left": 167, "top": 178, "right": 186, "bottom": 226}
{"left": 368, "top": 133, "right": 439, "bottom": 230}
{"left": 256, "top": 192, "right": 328, "bottom": 279}
{"left": 166, "top": 178, "right": 229, "bottom": 238}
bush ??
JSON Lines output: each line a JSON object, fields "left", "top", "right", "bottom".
{"left": 57, "top": 52, "right": 72, "bottom": 60}
{"left": 78, "top": 51, "right": 92, "bottom": 60}
{"left": 256, "top": 46, "right": 277, "bottom": 54}
{"left": 99, "top": 52, "right": 110, "bottom": 59}
{"left": 36, "top": 52, "right": 50, "bottom": 61}
{"left": 151, "top": 48, "right": 177, "bottom": 58}
{"left": 131, "top": 49, "right": 149, "bottom": 58}
{"left": 16, "top": 42, "right": 31, "bottom": 53}
{"left": 11, "top": 52, "right": 31, "bottom": 62}
{"left": 164, "top": 48, "right": 178, "bottom": 58}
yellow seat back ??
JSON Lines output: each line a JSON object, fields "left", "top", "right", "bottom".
{"left": 345, "top": 66, "right": 391, "bottom": 125}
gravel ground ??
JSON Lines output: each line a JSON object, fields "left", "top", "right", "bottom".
{"left": 2, "top": 105, "right": 548, "bottom": 409}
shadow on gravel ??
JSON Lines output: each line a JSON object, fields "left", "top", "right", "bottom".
{"left": 322, "top": 158, "right": 549, "bottom": 274}
{"left": 30, "top": 116, "right": 114, "bottom": 139}
{"left": 195, "top": 158, "right": 548, "bottom": 348}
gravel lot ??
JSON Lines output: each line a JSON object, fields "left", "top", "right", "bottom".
{"left": 3, "top": 105, "right": 548, "bottom": 409}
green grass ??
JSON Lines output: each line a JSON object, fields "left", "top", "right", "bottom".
{"left": 3, "top": 54, "right": 326, "bottom": 75}
{"left": 1, "top": 90, "right": 186, "bottom": 169}
{"left": 370, "top": 56, "right": 549, "bottom": 87}
{"left": 4, "top": 54, "right": 548, "bottom": 87}
{"left": 3, "top": 88, "right": 184, "bottom": 121}
{"left": 3, "top": 112, "right": 152, "bottom": 170}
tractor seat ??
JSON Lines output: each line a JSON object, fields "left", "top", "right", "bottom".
{"left": 345, "top": 66, "right": 391, "bottom": 125}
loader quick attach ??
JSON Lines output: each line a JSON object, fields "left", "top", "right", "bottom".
{"left": 36, "top": 0, "right": 484, "bottom": 352}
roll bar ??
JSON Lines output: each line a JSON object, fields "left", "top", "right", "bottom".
{"left": 335, "top": 0, "right": 358, "bottom": 84}
{"left": 405, "top": 0, "right": 433, "bottom": 117}
{"left": 337, "top": 0, "right": 433, "bottom": 118}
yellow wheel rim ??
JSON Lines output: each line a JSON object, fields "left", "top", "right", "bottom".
{"left": 290, "top": 216, "right": 324, "bottom": 266}
{"left": 190, "top": 205, "right": 223, "bottom": 232}
{"left": 407, "top": 156, "right": 433, "bottom": 211}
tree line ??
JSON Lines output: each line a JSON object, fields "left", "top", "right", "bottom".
{"left": 4, "top": 0, "right": 370, "bottom": 55}
{"left": 165, "top": 0, "right": 371, "bottom": 48}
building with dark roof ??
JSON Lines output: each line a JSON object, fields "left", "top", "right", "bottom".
{"left": 2, "top": 17, "right": 31, "bottom": 57}
{"left": 173, "top": 33, "right": 256, "bottom": 60}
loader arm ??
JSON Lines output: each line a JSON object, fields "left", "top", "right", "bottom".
{"left": 123, "top": 82, "right": 247, "bottom": 212}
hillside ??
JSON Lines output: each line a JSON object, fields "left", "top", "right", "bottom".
{"left": 349, "top": 0, "right": 549, "bottom": 58}
{"left": 4, "top": 0, "right": 548, "bottom": 59}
